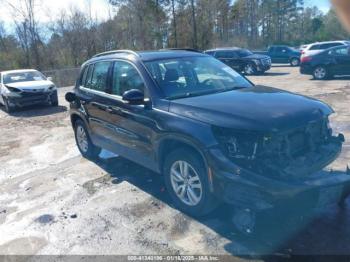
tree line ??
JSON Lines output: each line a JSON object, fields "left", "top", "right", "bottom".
{"left": 0, "top": 0, "right": 349, "bottom": 71}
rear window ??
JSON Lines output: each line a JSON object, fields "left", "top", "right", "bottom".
{"left": 309, "top": 44, "right": 320, "bottom": 50}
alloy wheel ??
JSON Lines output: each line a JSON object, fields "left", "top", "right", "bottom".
{"left": 170, "top": 160, "right": 203, "bottom": 206}
{"left": 291, "top": 58, "right": 299, "bottom": 66}
{"left": 314, "top": 67, "right": 326, "bottom": 79}
{"left": 76, "top": 125, "right": 88, "bottom": 153}
{"left": 244, "top": 64, "right": 255, "bottom": 75}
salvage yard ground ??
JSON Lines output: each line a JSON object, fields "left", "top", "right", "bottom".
{"left": 0, "top": 65, "right": 350, "bottom": 258}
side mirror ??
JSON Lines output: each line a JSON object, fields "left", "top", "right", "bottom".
{"left": 122, "top": 89, "right": 145, "bottom": 105}
{"left": 47, "top": 76, "right": 53, "bottom": 81}
{"left": 65, "top": 92, "right": 76, "bottom": 103}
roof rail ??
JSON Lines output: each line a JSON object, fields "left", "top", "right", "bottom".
{"left": 92, "top": 50, "right": 139, "bottom": 58}
{"left": 159, "top": 48, "right": 202, "bottom": 53}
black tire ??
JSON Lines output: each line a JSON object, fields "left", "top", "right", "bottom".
{"left": 163, "top": 148, "right": 218, "bottom": 217}
{"left": 74, "top": 119, "right": 101, "bottom": 160}
{"left": 243, "top": 63, "right": 257, "bottom": 75}
{"left": 50, "top": 91, "right": 59, "bottom": 106}
{"left": 313, "top": 65, "right": 330, "bottom": 80}
{"left": 3, "top": 97, "right": 15, "bottom": 113}
{"left": 290, "top": 57, "right": 300, "bottom": 67}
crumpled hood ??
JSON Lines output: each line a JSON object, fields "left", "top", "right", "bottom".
{"left": 5, "top": 80, "right": 54, "bottom": 91}
{"left": 169, "top": 85, "right": 333, "bottom": 133}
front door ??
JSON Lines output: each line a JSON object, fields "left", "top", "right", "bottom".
{"left": 100, "top": 60, "right": 158, "bottom": 171}
{"left": 332, "top": 46, "right": 350, "bottom": 75}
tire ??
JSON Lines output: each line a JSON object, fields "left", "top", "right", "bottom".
{"left": 290, "top": 57, "right": 300, "bottom": 67}
{"left": 3, "top": 97, "right": 15, "bottom": 113}
{"left": 50, "top": 91, "right": 59, "bottom": 106}
{"left": 243, "top": 63, "right": 257, "bottom": 75}
{"left": 313, "top": 66, "right": 330, "bottom": 80}
{"left": 74, "top": 119, "right": 101, "bottom": 160}
{"left": 163, "top": 148, "right": 218, "bottom": 217}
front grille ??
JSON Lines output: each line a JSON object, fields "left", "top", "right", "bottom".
{"left": 262, "top": 58, "right": 271, "bottom": 66}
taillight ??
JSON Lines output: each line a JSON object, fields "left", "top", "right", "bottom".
{"left": 301, "top": 56, "right": 312, "bottom": 63}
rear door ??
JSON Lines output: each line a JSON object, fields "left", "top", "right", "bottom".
{"left": 76, "top": 61, "right": 114, "bottom": 143}
{"left": 214, "top": 51, "right": 240, "bottom": 70}
{"left": 274, "top": 47, "right": 290, "bottom": 63}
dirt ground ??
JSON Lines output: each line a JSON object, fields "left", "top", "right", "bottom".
{"left": 1, "top": 65, "right": 350, "bottom": 259}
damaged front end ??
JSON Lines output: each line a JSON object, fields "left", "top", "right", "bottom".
{"left": 213, "top": 116, "right": 344, "bottom": 180}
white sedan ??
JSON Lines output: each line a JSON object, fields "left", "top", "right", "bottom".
{"left": 0, "top": 69, "right": 58, "bottom": 113}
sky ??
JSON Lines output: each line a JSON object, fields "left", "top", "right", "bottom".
{"left": 0, "top": 0, "right": 332, "bottom": 31}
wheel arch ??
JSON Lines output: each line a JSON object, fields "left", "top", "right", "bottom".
{"left": 157, "top": 136, "right": 214, "bottom": 192}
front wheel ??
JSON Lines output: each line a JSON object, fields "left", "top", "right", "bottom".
{"left": 243, "top": 63, "right": 257, "bottom": 75}
{"left": 313, "top": 66, "right": 330, "bottom": 80}
{"left": 164, "top": 149, "right": 218, "bottom": 217}
{"left": 74, "top": 119, "right": 101, "bottom": 160}
{"left": 290, "top": 57, "right": 300, "bottom": 67}
{"left": 3, "top": 97, "right": 15, "bottom": 113}
{"left": 50, "top": 91, "right": 59, "bottom": 106}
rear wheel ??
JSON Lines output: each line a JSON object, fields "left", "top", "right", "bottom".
{"left": 313, "top": 66, "right": 330, "bottom": 80}
{"left": 290, "top": 57, "right": 300, "bottom": 67}
{"left": 74, "top": 119, "right": 101, "bottom": 160}
{"left": 164, "top": 149, "right": 218, "bottom": 216}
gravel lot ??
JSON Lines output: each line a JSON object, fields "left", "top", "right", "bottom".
{"left": 1, "top": 65, "right": 350, "bottom": 258}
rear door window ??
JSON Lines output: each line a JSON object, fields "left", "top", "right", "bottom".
{"left": 88, "top": 61, "right": 112, "bottom": 92}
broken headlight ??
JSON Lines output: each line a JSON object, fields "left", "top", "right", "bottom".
{"left": 212, "top": 126, "right": 259, "bottom": 160}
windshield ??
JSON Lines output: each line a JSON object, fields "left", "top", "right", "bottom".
{"left": 238, "top": 49, "right": 253, "bottom": 57}
{"left": 145, "top": 56, "right": 253, "bottom": 99}
{"left": 3, "top": 71, "right": 46, "bottom": 84}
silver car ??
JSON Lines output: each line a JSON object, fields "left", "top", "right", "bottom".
{"left": 0, "top": 69, "right": 58, "bottom": 113}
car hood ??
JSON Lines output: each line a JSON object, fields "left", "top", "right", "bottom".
{"left": 169, "top": 85, "right": 333, "bottom": 133}
{"left": 5, "top": 80, "right": 54, "bottom": 90}
{"left": 244, "top": 54, "right": 270, "bottom": 60}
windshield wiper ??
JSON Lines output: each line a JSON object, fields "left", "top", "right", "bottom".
{"left": 168, "top": 86, "right": 247, "bottom": 100}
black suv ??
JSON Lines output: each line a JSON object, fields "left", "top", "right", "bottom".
{"left": 205, "top": 48, "right": 271, "bottom": 75}
{"left": 66, "top": 50, "right": 349, "bottom": 234}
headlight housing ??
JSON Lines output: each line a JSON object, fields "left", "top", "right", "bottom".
{"left": 212, "top": 126, "right": 260, "bottom": 160}
{"left": 5, "top": 85, "right": 22, "bottom": 93}
{"left": 252, "top": 59, "right": 261, "bottom": 65}
{"left": 47, "top": 85, "right": 56, "bottom": 91}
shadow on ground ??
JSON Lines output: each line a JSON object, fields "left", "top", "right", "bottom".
{"left": 92, "top": 155, "right": 350, "bottom": 259}
{"left": 258, "top": 72, "right": 290, "bottom": 77}
{"left": 310, "top": 76, "right": 350, "bottom": 81}
{"left": 0, "top": 105, "right": 67, "bottom": 117}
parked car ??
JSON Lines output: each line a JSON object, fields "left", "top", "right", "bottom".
{"left": 301, "top": 41, "right": 350, "bottom": 58}
{"left": 0, "top": 69, "right": 58, "bottom": 113}
{"left": 254, "top": 45, "right": 301, "bottom": 66}
{"left": 204, "top": 48, "right": 271, "bottom": 75}
{"left": 300, "top": 45, "right": 350, "bottom": 80}
{"left": 66, "top": 49, "right": 349, "bottom": 235}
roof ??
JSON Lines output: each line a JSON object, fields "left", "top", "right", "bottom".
{"left": 1, "top": 69, "right": 37, "bottom": 74}
{"left": 204, "top": 47, "right": 242, "bottom": 52}
{"left": 86, "top": 50, "right": 207, "bottom": 65}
